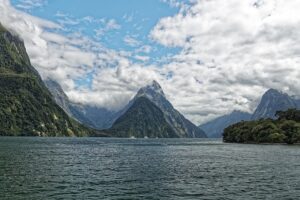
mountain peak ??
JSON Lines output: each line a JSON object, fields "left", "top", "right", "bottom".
{"left": 265, "top": 88, "right": 282, "bottom": 95}
{"left": 252, "top": 88, "right": 298, "bottom": 120}
{"left": 111, "top": 79, "right": 206, "bottom": 138}
{"left": 136, "top": 80, "right": 165, "bottom": 99}
{"left": 151, "top": 80, "right": 161, "bottom": 88}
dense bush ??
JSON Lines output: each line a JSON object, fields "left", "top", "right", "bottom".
{"left": 223, "top": 109, "right": 300, "bottom": 144}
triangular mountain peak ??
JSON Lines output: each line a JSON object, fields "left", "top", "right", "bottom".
{"left": 252, "top": 88, "right": 298, "bottom": 120}
{"left": 109, "top": 80, "right": 207, "bottom": 138}
{"left": 136, "top": 80, "right": 165, "bottom": 99}
{"left": 264, "top": 88, "right": 284, "bottom": 96}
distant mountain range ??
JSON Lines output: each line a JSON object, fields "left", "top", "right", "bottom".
{"left": 45, "top": 79, "right": 116, "bottom": 129}
{"left": 44, "top": 79, "right": 131, "bottom": 130}
{"left": 2, "top": 23, "right": 299, "bottom": 138}
{"left": 47, "top": 74, "right": 300, "bottom": 139}
{"left": 46, "top": 79, "right": 207, "bottom": 138}
{"left": 200, "top": 88, "right": 300, "bottom": 138}
{"left": 0, "top": 24, "right": 98, "bottom": 136}
{"left": 200, "top": 111, "right": 252, "bottom": 138}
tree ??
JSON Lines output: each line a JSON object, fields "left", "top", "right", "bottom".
{"left": 276, "top": 109, "right": 300, "bottom": 122}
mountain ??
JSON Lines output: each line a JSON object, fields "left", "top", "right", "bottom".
{"left": 109, "top": 81, "right": 207, "bottom": 138}
{"left": 44, "top": 79, "right": 73, "bottom": 116}
{"left": 135, "top": 81, "right": 207, "bottom": 138}
{"left": 44, "top": 79, "right": 96, "bottom": 128}
{"left": 44, "top": 78, "right": 126, "bottom": 129}
{"left": 108, "top": 97, "right": 177, "bottom": 138}
{"left": 294, "top": 98, "right": 300, "bottom": 109}
{"left": 252, "top": 89, "right": 298, "bottom": 120}
{"left": 199, "top": 110, "right": 252, "bottom": 138}
{"left": 69, "top": 103, "right": 117, "bottom": 129}
{"left": 0, "top": 23, "right": 96, "bottom": 136}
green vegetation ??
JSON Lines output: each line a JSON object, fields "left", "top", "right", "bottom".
{"left": 0, "top": 24, "right": 96, "bottom": 136}
{"left": 223, "top": 109, "right": 300, "bottom": 144}
{"left": 108, "top": 97, "right": 178, "bottom": 138}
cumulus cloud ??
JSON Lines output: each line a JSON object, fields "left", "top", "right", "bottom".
{"left": 68, "top": 63, "right": 163, "bottom": 111}
{"left": 150, "top": 0, "right": 300, "bottom": 124}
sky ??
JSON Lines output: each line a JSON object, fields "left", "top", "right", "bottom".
{"left": 1, "top": 0, "right": 300, "bottom": 125}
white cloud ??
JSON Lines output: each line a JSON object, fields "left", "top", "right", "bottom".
{"left": 106, "top": 19, "right": 121, "bottom": 30}
{"left": 150, "top": 0, "right": 300, "bottom": 124}
{"left": 134, "top": 55, "right": 150, "bottom": 62}
{"left": 136, "top": 45, "right": 152, "bottom": 54}
{"left": 16, "top": 0, "right": 47, "bottom": 10}
{"left": 124, "top": 35, "right": 141, "bottom": 47}
{"left": 94, "top": 19, "right": 121, "bottom": 37}
{"left": 160, "top": 0, "right": 186, "bottom": 8}
{"left": 68, "top": 62, "right": 164, "bottom": 111}
{"left": 0, "top": 0, "right": 123, "bottom": 105}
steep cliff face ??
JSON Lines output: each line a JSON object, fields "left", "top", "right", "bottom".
{"left": 0, "top": 24, "right": 94, "bottom": 136}
{"left": 252, "top": 89, "right": 298, "bottom": 120}
{"left": 44, "top": 78, "right": 123, "bottom": 129}
{"left": 44, "top": 79, "right": 96, "bottom": 128}
{"left": 44, "top": 79, "right": 73, "bottom": 115}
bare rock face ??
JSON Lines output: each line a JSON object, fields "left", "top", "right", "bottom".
{"left": 252, "top": 89, "right": 298, "bottom": 120}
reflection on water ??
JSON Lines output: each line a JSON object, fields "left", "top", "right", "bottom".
{"left": 0, "top": 138, "right": 299, "bottom": 199}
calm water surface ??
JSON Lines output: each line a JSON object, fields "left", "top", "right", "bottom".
{"left": 0, "top": 137, "right": 299, "bottom": 200}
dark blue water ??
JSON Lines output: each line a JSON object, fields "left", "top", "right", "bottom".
{"left": 0, "top": 138, "right": 299, "bottom": 200}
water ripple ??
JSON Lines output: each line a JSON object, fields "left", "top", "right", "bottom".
{"left": 0, "top": 137, "right": 299, "bottom": 199}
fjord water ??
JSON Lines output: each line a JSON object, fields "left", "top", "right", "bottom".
{"left": 0, "top": 138, "right": 299, "bottom": 200}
